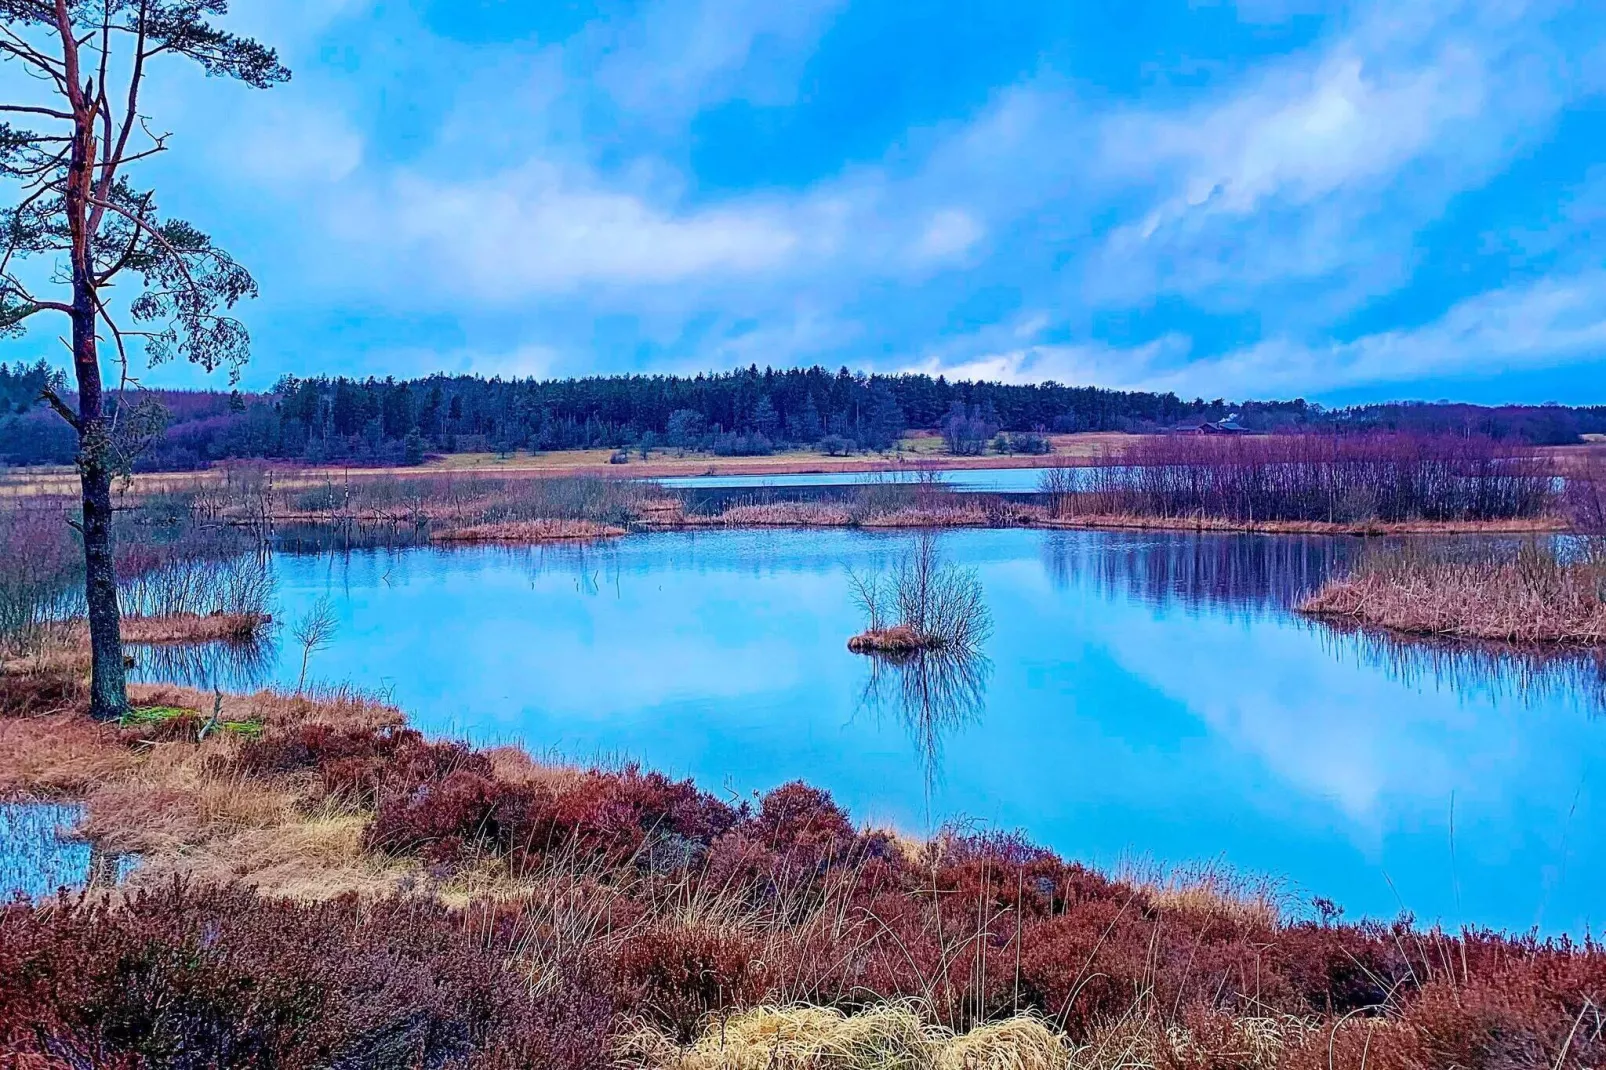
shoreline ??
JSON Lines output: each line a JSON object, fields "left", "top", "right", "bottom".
{"left": 3, "top": 637, "right": 1601, "bottom": 1066}
{"left": 256, "top": 507, "right": 1574, "bottom": 542}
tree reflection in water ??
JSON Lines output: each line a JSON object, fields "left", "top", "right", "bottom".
{"left": 1313, "top": 618, "right": 1606, "bottom": 717}
{"left": 1040, "top": 529, "right": 1364, "bottom": 614}
{"left": 857, "top": 644, "right": 993, "bottom": 801}
{"left": 128, "top": 634, "right": 279, "bottom": 693}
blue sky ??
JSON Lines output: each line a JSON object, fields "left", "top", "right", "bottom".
{"left": 11, "top": 0, "right": 1606, "bottom": 403}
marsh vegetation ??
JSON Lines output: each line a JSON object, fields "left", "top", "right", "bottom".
{"left": 846, "top": 533, "right": 992, "bottom": 655}
{"left": 5, "top": 635, "right": 1606, "bottom": 1069}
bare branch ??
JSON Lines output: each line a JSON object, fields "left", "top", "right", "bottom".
{"left": 91, "top": 0, "right": 149, "bottom": 227}
{"left": 40, "top": 383, "right": 79, "bottom": 430}
{"left": 95, "top": 188, "right": 153, "bottom": 285}
{"left": 0, "top": 103, "right": 73, "bottom": 121}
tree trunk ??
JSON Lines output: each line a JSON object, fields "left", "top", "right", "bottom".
{"left": 61, "top": 46, "right": 128, "bottom": 722}
{"left": 79, "top": 428, "right": 127, "bottom": 721}
{"left": 72, "top": 255, "right": 126, "bottom": 721}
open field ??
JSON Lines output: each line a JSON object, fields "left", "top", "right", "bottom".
{"left": 0, "top": 432, "right": 1138, "bottom": 499}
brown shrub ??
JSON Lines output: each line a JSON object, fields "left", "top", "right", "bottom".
{"left": 0, "top": 882, "right": 614, "bottom": 1069}
{"left": 616, "top": 923, "right": 767, "bottom": 1042}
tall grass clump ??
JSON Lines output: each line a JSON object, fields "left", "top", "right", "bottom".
{"left": 1065, "top": 432, "right": 1557, "bottom": 524}
{"left": 1302, "top": 538, "right": 1606, "bottom": 644}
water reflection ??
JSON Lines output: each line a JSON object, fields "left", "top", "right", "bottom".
{"left": 0, "top": 802, "right": 137, "bottom": 899}
{"left": 857, "top": 647, "right": 993, "bottom": 796}
{"left": 129, "top": 635, "right": 279, "bottom": 692}
{"left": 1317, "top": 619, "right": 1606, "bottom": 717}
{"left": 1041, "top": 530, "right": 1363, "bottom": 614}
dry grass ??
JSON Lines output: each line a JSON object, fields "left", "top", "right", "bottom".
{"left": 848, "top": 626, "right": 927, "bottom": 655}
{"left": 624, "top": 1004, "right": 1074, "bottom": 1070}
{"left": 622, "top": 1004, "right": 1315, "bottom": 1070}
{"left": 0, "top": 713, "right": 137, "bottom": 798}
{"left": 0, "top": 433, "right": 1136, "bottom": 501}
{"left": 1115, "top": 856, "right": 1291, "bottom": 929}
{"left": 1040, "top": 511, "right": 1569, "bottom": 536}
{"left": 109, "top": 611, "right": 271, "bottom": 645}
{"left": 660, "top": 501, "right": 1044, "bottom": 531}
{"left": 429, "top": 518, "right": 629, "bottom": 543}
{"left": 1301, "top": 540, "right": 1606, "bottom": 644}
{"left": 0, "top": 663, "right": 416, "bottom": 899}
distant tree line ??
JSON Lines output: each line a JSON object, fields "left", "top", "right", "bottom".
{"left": 0, "top": 361, "right": 1601, "bottom": 470}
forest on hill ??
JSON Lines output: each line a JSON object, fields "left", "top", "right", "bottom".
{"left": 0, "top": 360, "right": 1600, "bottom": 470}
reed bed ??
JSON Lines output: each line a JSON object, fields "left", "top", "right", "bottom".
{"left": 114, "top": 611, "right": 272, "bottom": 645}
{"left": 430, "top": 518, "right": 629, "bottom": 543}
{"left": 1301, "top": 539, "right": 1606, "bottom": 644}
{"left": 1052, "top": 433, "right": 1559, "bottom": 525}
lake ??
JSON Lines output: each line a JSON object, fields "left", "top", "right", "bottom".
{"left": 136, "top": 528, "right": 1605, "bottom": 936}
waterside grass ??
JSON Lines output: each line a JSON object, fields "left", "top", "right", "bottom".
{"left": 1301, "top": 539, "right": 1606, "bottom": 645}
{"left": 4, "top": 638, "right": 1606, "bottom": 1069}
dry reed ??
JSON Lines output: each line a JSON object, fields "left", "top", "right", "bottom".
{"left": 1301, "top": 540, "right": 1606, "bottom": 644}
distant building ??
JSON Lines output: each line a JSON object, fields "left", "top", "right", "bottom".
{"left": 1161, "top": 413, "right": 1255, "bottom": 435}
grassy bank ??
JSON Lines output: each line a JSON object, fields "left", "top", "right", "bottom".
{"left": 3, "top": 642, "right": 1605, "bottom": 1069}
{"left": 1301, "top": 540, "right": 1606, "bottom": 644}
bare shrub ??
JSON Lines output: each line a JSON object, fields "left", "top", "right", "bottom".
{"left": 847, "top": 532, "right": 991, "bottom": 654}
{"left": 1078, "top": 432, "right": 1557, "bottom": 523}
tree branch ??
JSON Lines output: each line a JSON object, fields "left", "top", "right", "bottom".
{"left": 91, "top": 0, "right": 147, "bottom": 228}
{"left": 0, "top": 103, "right": 74, "bottom": 121}
{"left": 95, "top": 189, "right": 152, "bottom": 285}
{"left": 40, "top": 383, "right": 79, "bottom": 430}
{"left": 87, "top": 194, "right": 198, "bottom": 292}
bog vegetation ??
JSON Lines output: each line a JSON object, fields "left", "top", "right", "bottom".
{"left": 1042, "top": 433, "right": 1558, "bottom": 525}
{"left": 1301, "top": 449, "right": 1606, "bottom": 645}
{"left": 3, "top": 641, "right": 1606, "bottom": 1069}
{"left": 847, "top": 534, "right": 991, "bottom": 655}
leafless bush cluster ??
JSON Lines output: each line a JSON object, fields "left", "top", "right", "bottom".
{"left": 1059, "top": 433, "right": 1557, "bottom": 523}
{"left": 849, "top": 532, "right": 991, "bottom": 653}
{"left": 1565, "top": 449, "right": 1606, "bottom": 536}
{"left": 117, "top": 552, "right": 273, "bottom": 621}
{"left": 0, "top": 505, "right": 81, "bottom": 653}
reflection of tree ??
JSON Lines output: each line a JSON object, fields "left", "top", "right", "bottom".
{"left": 129, "top": 635, "right": 278, "bottom": 693}
{"left": 857, "top": 645, "right": 992, "bottom": 798}
{"left": 1041, "top": 530, "right": 1362, "bottom": 614}
{"left": 1312, "top": 618, "right": 1606, "bottom": 716}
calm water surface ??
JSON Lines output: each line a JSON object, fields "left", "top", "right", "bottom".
{"left": 145, "top": 529, "right": 1605, "bottom": 935}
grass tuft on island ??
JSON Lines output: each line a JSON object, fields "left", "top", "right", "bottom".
{"left": 1301, "top": 539, "right": 1606, "bottom": 645}
{"left": 117, "top": 611, "right": 273, "bottom": 645}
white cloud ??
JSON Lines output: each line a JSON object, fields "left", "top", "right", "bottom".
{"left": 1185, "top": 270, "right": 1606, "bottom": 396}
{"left": 219, "top": 99, "right": 364, "bottom": 186}
{"left": 331, "top": 164, "right": 808, "bottom": 298}
{"left": 919, "top": 271, "right": 1606, "bottom": 399}
{"left": 1090, "top": 0, "right": 1576, "bottom": 316}
{"left": 592, "top": 0, "right": 848, "bottom": 122}
{"left": 916, "top": 209, "right": 985, "bottom": 261}
{"left": 907, "top": 334, "right": 1194, "bottom": 388}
